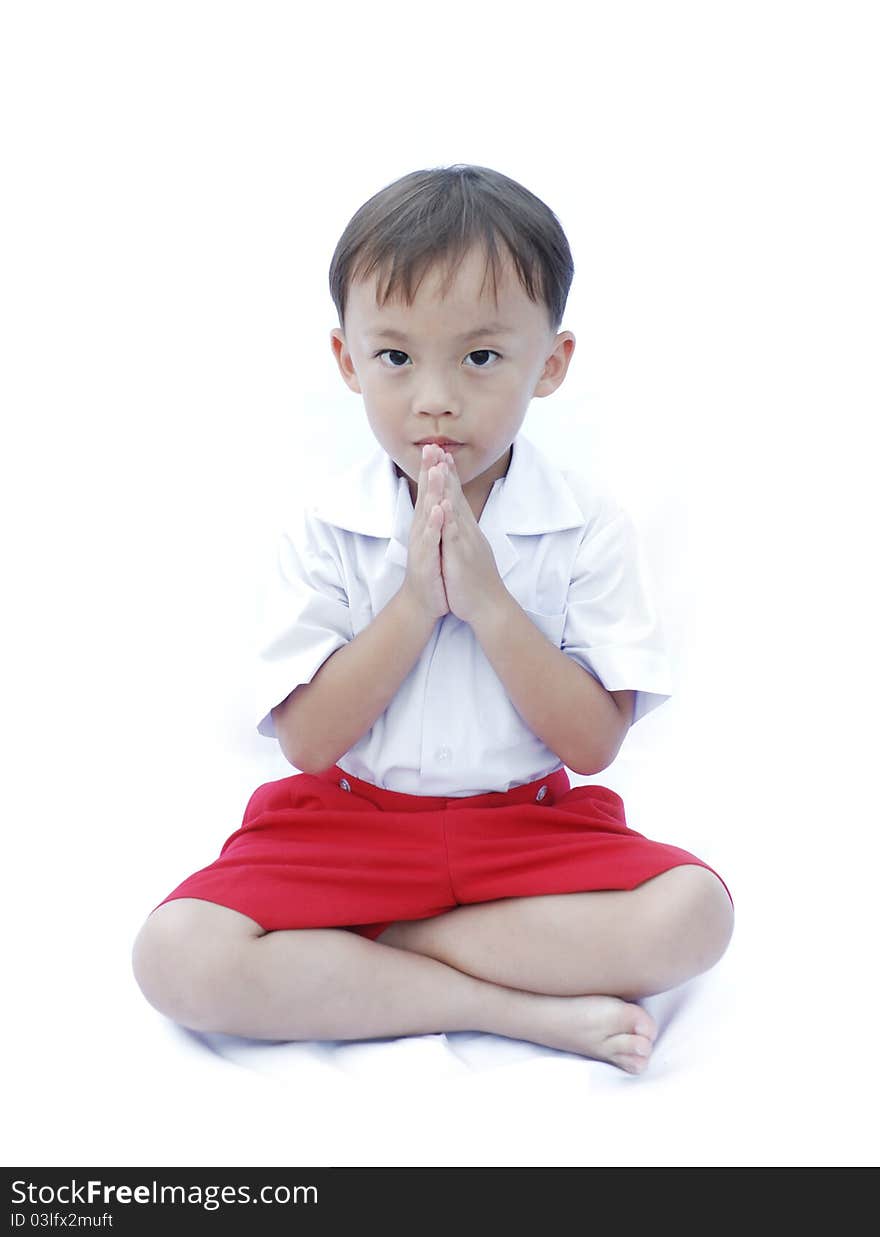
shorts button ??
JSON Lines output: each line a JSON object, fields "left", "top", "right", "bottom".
{"left": 535, "top": 784, "right": 549, "bottom": 802}
{"left": 339, "top": 778, "right": 351, "bottom": 792}
{"left": 435, "top": 746, "right": 452, "bottom": 763}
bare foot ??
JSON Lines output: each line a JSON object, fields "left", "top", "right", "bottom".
{"left": 508, "top": 992, "right": 658, "bottom": 1074}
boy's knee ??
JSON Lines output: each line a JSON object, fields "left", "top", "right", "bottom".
{"left": 693, "top": 867, "right": 734, "bottom": 959}
{"left": 663, "top": 865, "right": 734, "bottom": 972}
{"left": 631, "top": 865, "right": 733, "bottom": 992}
{"left": 131, "top": 899, "right": 256, "bottom": 1032}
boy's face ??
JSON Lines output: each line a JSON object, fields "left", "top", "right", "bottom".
{"left": 330, "top": 244, "right": 575, "bottom": 519}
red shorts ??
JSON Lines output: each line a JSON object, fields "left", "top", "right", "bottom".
{"left": 156, "top": 764, "right": 732, "bottom": 939}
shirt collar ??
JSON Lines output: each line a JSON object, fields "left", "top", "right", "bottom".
{"left": 311, "top": 432, "right": 586, "bottom": 580}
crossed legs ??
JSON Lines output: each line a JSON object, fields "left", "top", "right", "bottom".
{"left": 132, "top": 865, "right": 733, "bottom": 1075}
{"left": 376, "top": 864, "right": 733, "bottom": 999}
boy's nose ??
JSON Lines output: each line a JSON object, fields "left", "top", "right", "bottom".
{"left": 415, "top": 397, "right": 458, "bottom": 416}
{"left": 412, "top": 376, "right": 461, "bottom": 417}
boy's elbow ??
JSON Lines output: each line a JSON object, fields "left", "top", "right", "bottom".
{"left": 278, "top": 735, "right": 313, "bottom": 773}
{"left": 278, "top": 736, "right": 328, "bottom": 775}
{"left": 272, "top": 698, "right": 340, "bottom": 774}
{"left": 293, "top": 748, "right": 343, "bottom": 775}
{"left": 272, "top": 690, "right": 315, "bottom": 772}
{"left": 565, "top": 704, "right": 631, "bottom": 776}
{"left": 565, "top": 750, "right": 616, "bottom": 777}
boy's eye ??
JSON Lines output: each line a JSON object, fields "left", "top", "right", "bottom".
{"left": 373, "top": 349, "right": 501, "bottom": 368}
{"left": 375, "top": 349, "right": 411, "bottom": 367}
{"left": 464, "top": 349, "right": 501, "bottom": 368}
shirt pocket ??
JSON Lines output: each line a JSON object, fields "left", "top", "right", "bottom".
{"left": 521, "top": 607, "right": 567, "bottom": 649}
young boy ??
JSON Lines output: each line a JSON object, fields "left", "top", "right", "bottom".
{"left": 132, "top": 164, "right": 733, "bottom": 1075}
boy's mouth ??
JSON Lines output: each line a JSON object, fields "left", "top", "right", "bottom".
{"left": 415, "top": 437, "right": 464, "bottom": 447}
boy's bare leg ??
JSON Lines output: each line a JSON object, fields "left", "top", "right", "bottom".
{"left": 132, "top": 898, "right": 657, "bottom": 1074}
{"left": 376, "top": 866, "right": 734, "bottom": 1000}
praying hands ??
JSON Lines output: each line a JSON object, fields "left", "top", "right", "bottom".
{"left": 402, "top": 442, "right": 507, "bottom": 627}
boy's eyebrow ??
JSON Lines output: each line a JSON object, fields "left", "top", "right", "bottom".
{"left": 365, "top": 321, "right": 516, "bottom": 342}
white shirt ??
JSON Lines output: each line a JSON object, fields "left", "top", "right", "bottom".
{"left": 253, "top": 432, "right": 673, "bottom": 796}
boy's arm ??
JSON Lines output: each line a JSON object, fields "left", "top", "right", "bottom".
{"left": 271, "top": 583, "right": 437, "bottom": 774}
{"left": 469, "top": 591, "right": 634, "bottom": 776}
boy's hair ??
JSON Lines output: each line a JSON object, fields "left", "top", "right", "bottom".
{"left": 329, "top": 164, "right": 574, "bottom": 335}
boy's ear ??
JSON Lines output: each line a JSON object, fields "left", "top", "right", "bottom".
{"left": 533, "top": 331, "right": 576, "bottom": 398}
{"left": 329, "top": 329, "right": 362, "bottom": 394}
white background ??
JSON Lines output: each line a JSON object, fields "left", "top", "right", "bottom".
{"left": 2, "top": 0, "right": 878, "bottom": 1168}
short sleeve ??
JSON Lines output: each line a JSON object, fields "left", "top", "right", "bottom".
{"left": 562, "top": 501, "right": 674, "bottom": 726}
{"left": 252, "top": 507, "right": 352, "bottom": 739}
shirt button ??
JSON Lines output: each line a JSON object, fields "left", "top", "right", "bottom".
{"left": 435, "top": 746, "right": 452, "bottom": 764}
{"left": 535, "top": 785, "right": 549, "bottom": 802}
{"left": 339, "top": 778, "right": 351, "bottom": 792}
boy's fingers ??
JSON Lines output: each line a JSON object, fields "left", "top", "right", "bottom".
{"left": 418, "top": 446, "right": 440, "bottom": 486}
{"left": 414, "top": 447, "right": 450, "bottom": 524}
{"left": 416, "top": 446, "right": 437, "bottom": 511}
{"left": 420, "top": 450, "right": 433, "bottom": 507}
